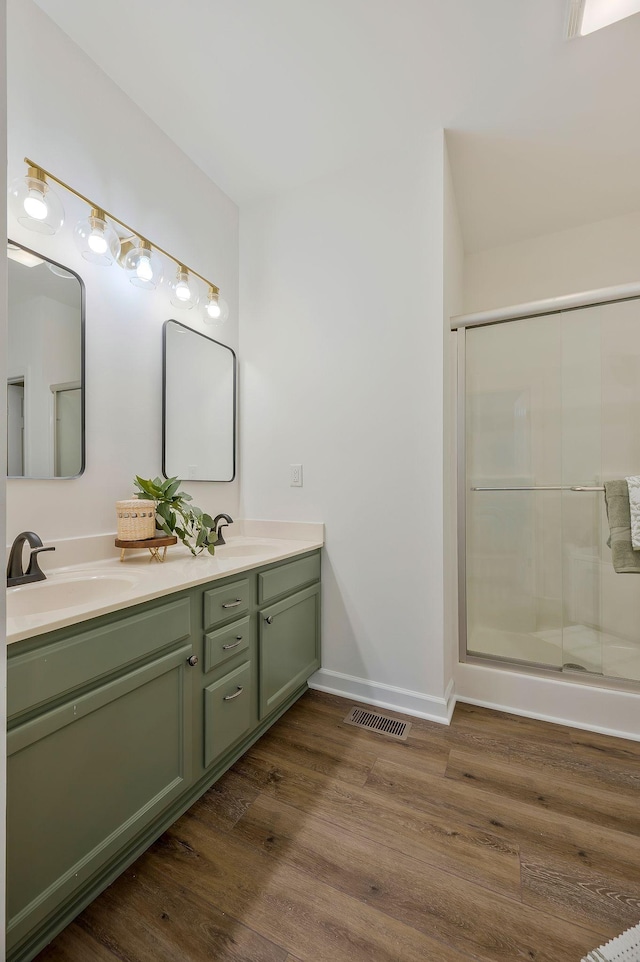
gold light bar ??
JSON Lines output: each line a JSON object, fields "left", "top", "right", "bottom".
{"left": 24, "top": 157, "right": 219, "bottom": 295}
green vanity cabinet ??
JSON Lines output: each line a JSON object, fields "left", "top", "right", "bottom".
{"left": 7, "top": 548, "right": 321, "bottom": 962}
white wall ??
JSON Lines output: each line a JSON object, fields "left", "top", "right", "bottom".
{"left": 464, "top": 208, "right": 640, "bottom": 314}
{"left": 6, "top": 0, "right": 240, "bottom": 543}
{"left": 240, "top": 135, "right": 452, "bottom": 720}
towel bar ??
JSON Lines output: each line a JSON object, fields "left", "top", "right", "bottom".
{"left": 470, "top": 485, "right": 605, "bottom": 492}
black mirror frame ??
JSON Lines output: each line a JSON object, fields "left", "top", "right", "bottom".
{"left": 162, "top": 318, "right": 237, "bottom": 483}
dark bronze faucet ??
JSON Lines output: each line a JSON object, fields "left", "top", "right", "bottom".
{"left": 7, "top": 531, "right": 56, "bottom": 587}
{"left": 212, "top": 514, "right": 234, "bottom": 546}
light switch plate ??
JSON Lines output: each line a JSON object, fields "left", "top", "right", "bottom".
{"left": 290, "top": 464, "right": 303, "bottom": 487}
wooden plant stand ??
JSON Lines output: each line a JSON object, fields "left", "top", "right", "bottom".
{"left": 115, "top": 535, "right": 178, "bottom": 563}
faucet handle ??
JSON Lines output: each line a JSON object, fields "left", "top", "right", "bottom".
{"left": 25, "top": 545, "right": 55, "bottom": 581}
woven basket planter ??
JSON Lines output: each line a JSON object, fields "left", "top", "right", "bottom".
{"left": 116, "top": 500, "right": 156, "bottom": 541}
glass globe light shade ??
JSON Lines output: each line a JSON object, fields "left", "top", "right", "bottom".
{"left": 8, "top": 168, "right": 64, "bottom": 235}
{"left": 203, "top": 289, "right": 230, "bottom": 324}
{"left": 169, "top": 267, "right": 199, "bottom": 310}
{"left": 122, "top": 240, "right": 163, "bottom": 290}
{"left": 73, "top": 208, "right": 121, "bottom": 266}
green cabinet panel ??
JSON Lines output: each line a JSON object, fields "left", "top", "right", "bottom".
{"left": 7, "top": 644, "right": 192, "bottom": 953}
{"left": 9, "top": 597, "right": 191, "bottom": 719}
{"left": 203, "top": 578, "right": 250, "bottom": 630}
{"left": 204, "top": 616, "right": 251, "bottom": 673}
{"left": 258, "top": 553, "right": 320, "bottom": 604}
{"left": 259, "top": 583, "right": 320, "bottom": 719}
{"left": 204, "top": 660, "right": 253, "bottom": 767}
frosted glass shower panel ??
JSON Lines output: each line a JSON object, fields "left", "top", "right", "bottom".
{"left": 465, "top": 316, "right": 564, "bottom": 667}
{"left": 464, "top": 300, "right": 640, "bottom": 682}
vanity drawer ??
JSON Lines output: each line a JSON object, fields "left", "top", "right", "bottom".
{"left": 203, "top": 578, "right": 250, "bottom": 629}
{"left": 203, "top": 660, "right": 252, "bottom": 767}
{"left": 204, "top": 616, "right": 251, "bottom": 673}
{"left": 258, "top": 553, "right": 320, "bottom": 604}
{"left": 8, "top": 598, "right": 191, "bottom": 720}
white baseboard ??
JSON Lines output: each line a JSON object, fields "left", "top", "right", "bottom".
{"left": 456, "top": 661, "right": 640, "bottom": 742}
{"left": 308, "top": 669, "right": 456, "bottom": 725}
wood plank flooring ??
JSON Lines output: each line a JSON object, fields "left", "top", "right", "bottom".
{"left": 35, "top": 691, "right": 640, "bottom": 962}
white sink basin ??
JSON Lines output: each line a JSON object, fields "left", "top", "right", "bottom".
{"left": 215, "top": 543, "right": 272, "bottom": 559}
{"left": 7, "top": 573, "right": 139, "bottom": 618}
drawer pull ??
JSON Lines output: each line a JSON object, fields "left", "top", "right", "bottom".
{"left": 222, "top": 638, "right": 243, "bottom": 650}
{"left": 187, "top": 654, "right": 199, "bottom": 667}
{"left": 223, "top": 685, "right": 244, "bottom": 701}
{"left": 265, "top": 615, "right": 273, "bottom": 625}
{"left": 222, "top": 599, "right": 243, "bottom": 609}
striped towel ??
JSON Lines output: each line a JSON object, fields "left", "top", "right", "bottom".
{"left": 626, "top": 477, "right": 640, "bottom": 549}
{"left": 582, "top": 922, "right": 640, "bottom": 961}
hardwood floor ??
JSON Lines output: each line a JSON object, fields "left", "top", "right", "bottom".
{"left": 35, "top": 692, "right": 640, "bottom": 962}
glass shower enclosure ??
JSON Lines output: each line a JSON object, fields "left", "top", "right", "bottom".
{"left": 461, "top": 298, "right": 640, "bottom": 684}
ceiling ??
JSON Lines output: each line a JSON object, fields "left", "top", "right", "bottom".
{"left": 31, "top": 0, "right": 640, "bottom": 252}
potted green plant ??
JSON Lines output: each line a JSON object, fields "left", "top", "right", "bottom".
{"left": 133, "top": 476, "right": 217, "bottom": 556}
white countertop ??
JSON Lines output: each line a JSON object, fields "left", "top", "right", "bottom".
{"left": 7, "top": 521, "right": 324, "bottom": 645}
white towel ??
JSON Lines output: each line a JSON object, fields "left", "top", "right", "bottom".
{"left": 582, "top": 921, "right": 640, "bottom": 961}
{"left": 626, "top": 477, "right": 640, "bottom": 549}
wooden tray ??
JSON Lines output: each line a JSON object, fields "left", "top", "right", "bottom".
{"left": 115, "top": 535, "right": 178, "bottom": 562}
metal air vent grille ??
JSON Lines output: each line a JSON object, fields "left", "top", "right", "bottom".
{"left": 343, "top": 706, "right": 411, "bottom": 741}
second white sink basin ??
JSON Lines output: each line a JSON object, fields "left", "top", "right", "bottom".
{"left": 7, "top": 573, "right": 139, "bottom": 619}
{"left": 215, "top": 544, "right": 271, "bottom": 559}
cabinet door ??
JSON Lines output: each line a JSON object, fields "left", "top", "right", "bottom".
{"left": 7, "top": 644, "right": 192, "bottom": 954}
{"left": 259, "top": 583, "right": 320, "bottom": 719}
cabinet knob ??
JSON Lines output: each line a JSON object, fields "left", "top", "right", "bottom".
{"left": 265, "top": 615, "right": 273, "bottom": 625}
{"left": 187, "top": 654, "right": 199, "bottom": 667}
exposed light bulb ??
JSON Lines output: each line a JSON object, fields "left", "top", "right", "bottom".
{"left": 203, "top": 289, "right": 229, "bottom": 325}
{"left": 205, "top": 287, "right": 221, "bottom": 318}
{"left": 122, "top": 239, "right": 162, "bottom": 290}
{"left": 175, "top": 278, "right": 191, "bottom": 301}
{"left": 9, "top": 166, "right": 64, "bottom": 235}
{"left": 87, "top": 228, "right": 108, "bottom": 255}
{"left": 24, "top": 189, "right": 48, "bottom": 220}
{"left": 169, "top": 267, "right": 198, "bottom": 310}
{"left": 136, "top": 254, "right": 153, "bottom": 282}
{"left": 74, "top": 208, "right": 120, "bottom": 266}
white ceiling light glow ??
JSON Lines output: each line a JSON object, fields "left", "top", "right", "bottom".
{"left": 567, "top": 0, "right": 640, "bottom": 36}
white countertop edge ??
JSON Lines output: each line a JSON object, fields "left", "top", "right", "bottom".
{"left": 7, "top": 534, "right": 323, "bottom": 646}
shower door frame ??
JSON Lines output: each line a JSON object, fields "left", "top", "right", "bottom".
{"left": 453, "top": 282, "right": 640, "bottom": 690}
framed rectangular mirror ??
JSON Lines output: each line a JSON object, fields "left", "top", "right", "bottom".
{"left": 163, "top": 319, "right": 236, "bottom": 482}
{"left": 7, "top": 241, "right": 85, "bottom": 479}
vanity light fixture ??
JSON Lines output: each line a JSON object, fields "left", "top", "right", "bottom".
{"left": 8, "top": 164, "right": 64, "bottom": 235}
{"left": 8, "top": 157, "right": 225, "bottom": 314}
{"left": 121, "top": 238, "right": 163, "bottom": 290}
{"left": 73, "top": 207, "right": 121, "bottom": 266}
{"left": 204, "top": 286, "right": 229, "bottom": 324}
{"left": 169, "top": 266, "right": 199, "bottom": 310}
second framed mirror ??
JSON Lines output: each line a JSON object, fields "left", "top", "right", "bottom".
{"left": 163, "top": 319, "right": 236, "bottom": 482}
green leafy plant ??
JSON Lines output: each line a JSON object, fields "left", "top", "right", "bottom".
{"left": 133, "top": 476, "right": 217, "bottom": 556}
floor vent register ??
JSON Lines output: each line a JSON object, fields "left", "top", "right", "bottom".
{"left": 343, "top": 706, "right": 412, "bottom": 741}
